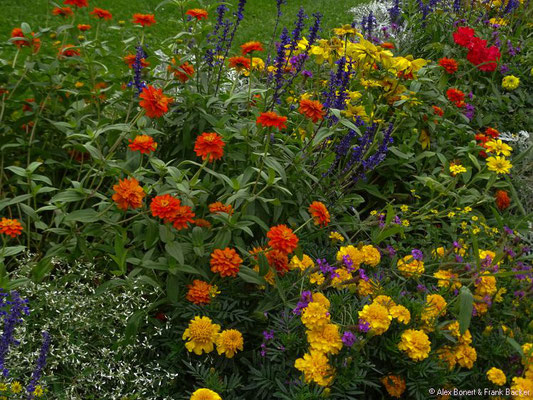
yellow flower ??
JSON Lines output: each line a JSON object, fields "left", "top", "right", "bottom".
{"left": 336, "top": 245, "right": 364, "bottom": 270}
{"left": 10, "top": 382, "right": 22, "bottom": 394}
{"left": 361, "top": 245, "right": 381, "bottom": 267}
{"left": 0, "top": 384, "right": 5, "bottom": 391}
{"left": 397, "top": 255, "right": 424, "bottom": 278}
{"left": 448, "top": 211, "right": 456, "bottom": 218}
{"left": 333, "top": 24, "right": 357, "bottom": 36}
{"left": 489, "top": 17, "right": 508, "bottom": 25}
{"left": 390, "top": 305, "right": 411, "bottom": 324}
{"left": 329, "top": 231, "right": 345, "bottom": 242}
{"left": 331, "top": 268, "right": 354, "bottom": 288}
{"left": 400, "top": 205, "right": 409, "bottom": 212}
{"left": 301, "top": 301, "right": 330, "bottom": 329}
{"left": 474, "top": 271, "right": 497, "bottom": 297}
{"left": 306, "top": 323, "right": 343, "bottom": 354}
{"left": 358, "top": 303, "right": 392, "bottom": 335}
{"left": 421, "top": 294, "right": 447, "bottom": 324}
{"left": 511, "top": 377, "right": 533, "bottom": 400}
{"left": 216, "top": 329, "right": 244, "bottom": 358}
{"left": 486, "top": 156, "right": 512, "bottom": 174}
{"left": 487, "top": 367, "right": 506, "bottom": 385}
{"left": 502, "top": 75, "right": 520, "bottom": 90}
{"left": 294, "top": 350, "right": 335, "bottom": 386}
{"left": 454, "top": 344, "right": 477, "bottom": 369}
{"left": 190, "top": 388, "right": 222, "bottom": 400}
{"left": 182, "top": 316, "right": 221, "bottom": 355}
{"left": 33, "top": 386, "right": 44, "bottom": 397}
{"left": 311, "top": 292, "right": 331, "bottom": 310}
{"left": 309, "top": 272, "right": 325, "bottom": 285}
{"left": 381, "top": 375, "right": 406, "bottom": 398}
{"left": 358, "top": 279, "right": 376, "bottom": 297}
{"left": 370, "top": 210, "right": 378, "bottom": 216}
{"left": 485, "top": 139, "right": 513, "bottom": 156}
{"left": 445, "top": 321, "right": 472, "bottom": 344}
{"left": 290, "top": 254, "right": 315, "bottom": 272}
{"left": 433, "top": 269, "right": 462, "bottom": 290}
{"left": 449, "top": 163, "right": 467, "bottom": 176}
{"left": 401, "top": 219, "right": 410, "bottom": 226}
{"left": 398, "top": 329, "right": 431, "bottom": 361}
{"left": 75, "top": 81, "right": 84, "bottom": 88}
{"left": 522, "top": 343, "right": 533, "bottom": 366}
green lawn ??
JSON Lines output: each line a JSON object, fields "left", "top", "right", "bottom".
{"left": 2, "top": 0, "right": 362, "bottom": 50}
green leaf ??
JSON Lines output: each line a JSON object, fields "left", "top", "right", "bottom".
{"left": 165, "top": 242, "right": 184, "bottom": 265}
{"left": 65, "top": 209, "right": 99, "bottom": 223}
{"left": 238, "top": 266, "right": 267, "bottom": 285}
{"left": 458, "top": 287, "right": 474, "bottom": 335}
{"left": 374, "top": 225, "right": 403, "bottom": 244}
{"left": 50, "top": 189, "right": 85, "bottom": 203}
{"left": 1, "top": 246, "right": 26, "bottom": 257}
{"left": 506, "top": 337, "right": 524, "bottom": 357}
{"left": 257, "top": 252, "right": 270, "bottom": 276}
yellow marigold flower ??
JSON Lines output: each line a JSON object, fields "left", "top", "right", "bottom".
{"left": 398, "top": 329, "right": 431, "bottom": 361}
{"left": 445, "top": 321, "right": 472, "bottom": 344}
{"left": 190, "top": 388, "right": 222, "bottom": 400}
{"left": 432, "top": 247, "right": 446, "bottom": 258}
{"left": 486, "top": 156, "right": 512, "bottom": 174}
{"left": 421, "top": 294, "right": 447, "bottom": 324}
{"left": 381, "top": 375, "right": 406, "bottom": 398}
{"left": 438, "top": 345, "right": 457, "bottom": 369}
{"left": 373, "top": 295, "right": 397, "bottom": 311}
{"left": 216, "top": 329, "right": 244, "bottom": 358}
{"left": 311, "top": 293, "right": 330, "bottom": 310}
{"left": 454, "top": 344, "right": 477, "bottom": 369}
{"left": 511, "top": 377, "right": 533, "bottom": 400}
{"left": 397, "top": 255, "right": 424, "bottom": 278}
{"left": 449, "top": 163, "right": 467, "bottom": 176}
{"left": 433, "top": 269, "right": 462, "bottom": 290}
{"left": 489, "top": 17, "right": 508, "bottom": 25}
{"left": 289, "top": 254, "right": 315, "bottom": 272}
{"left": 486, "top": 367, "right": 506, "bottom": 386}
{"left": 362, "top": 245, "right": 381, "bottom": 266}
{"left": 331, "top": 268, "right": 354, "bottom": 288}
{"left": 182, "top": 316, "right": 221, "bottom": 355}
{"left": 502, "top": 75, "right": 520, "bottom": 90}
{"left": 301, "top": 301, "right": 330, "bottom": 330}
{"left": 307, "top": 323, "right": 343, "bottom": 354}
{"left": 358, "top": 279, "right": 375, "bottom": 297}
{"left": 294, "top": 350, "right": 335, "bottom": 387}
{"left": 10, "top": 382, "right": 22, "bottom": 393}
{"left": 522, "top": 343, "right": 533, "bottom": 366}
{"left": 358, "top": 303, "right": 392, "bottom": 335}
{"left": 473, "top": 295, "right": 489, "bottom": 316}
{"left": 329, "top": 231, "right": 345, "bottom": 242}
{"left": 390, "top": 305, "right": 411, "bottom": 324}
{"left": 485, "top": 139, "right": 512, "bottom": 157}
{"left": 336, "top": 245, "right": 363, "bottom": 270}
{"left": 475, "top": 271, "right": 497, "bottom": 297}
{"left": 309, "top": 272, "right": 325, "bottom": 285}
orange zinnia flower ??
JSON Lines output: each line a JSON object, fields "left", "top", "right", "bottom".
{"left": 446, "top": 88, "right": 465, "bottom": 108}
{"left": 185, "top": 9, "right": 208, "bottom": 20}
{"left": 210, "top": 248, "right": 243, "bottom": 277}
{"left": 209, "top": 202, "right": 234, "bottom": 215}
{"left": 0, "top": 218, "right": 23, "bottom": 238}
{"left": 432, "top": 105, "right": 444, "bottom": 116}
{"left": 139, "top": 85, "right": 172, "bottom": 118}
{"left": 128, "top": 134, "right": 157, "bottom": 154}
{"left": 133, "top": 13, "right": 156, "bottom": 27}
{"left": 308, "top": 201, "right": 330, "bottom": 227}
{"left": 256, "top": 111, "right": 287, "bottom": 130}
{"left": 193, "top": 218, "right": 212, "bottom": 228}
{"left": 77, "top": 24, "right": 91, "bottom": 31}
{"left": 266, "top": 249, "right": 289, "bottom": 276}
{"left": 495, "top": 190, "right": 510, "bottom": 210}
{"left": 150, "top": 194, "right": 181, "bottom": 220}
{"left": 52, "top": 7, "right": 74, "bottom": 16}
{"left": 194, "top": 132, "right": 225, "bottom": 162}
{"left": 228, "top": 56, "right": 251, "bottom": 71}
{"left": 485, "top": 127, "right": 500, "bottom": 138}
{"left": 90, "top": 7, "right": 112, "bottom": 20}
{"left": 11, "top": 28, "right": 27, "bottom": 48}
{"left": 168, "top": 59, "right": 195, "bottom": 82}
{"left": 64, "top": 0, "right": 88, "bottom": 7}
{"left": 380, "top": 42, "right": 395, "bottom": 49}
{"left": 124, "top": 54, "right": 149, "bottom": 68}
{"left": 299, "top": 99, "right": 325, "bottom": 123}
{"left": 240, "top": 41, "right": 264, "bottom": 56}
{"left": 58, "top": 45, "right": 80, "bottom": 58}
{"left": 186, "top": 280, "right": 216, "bottom": 304}
{"left": 438, "top": 58, "right": 458, "bottom": 74}
{"left": 267, "top": 224, "right": 299, "bottom": 254}
{"left": 112, "top": 177, "right": 145, "bottom": 210}
{"left": 169, "top": 204, "right": 195, "bottom": 230}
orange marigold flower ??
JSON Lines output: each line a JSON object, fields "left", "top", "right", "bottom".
{"left": 432, "top": 105, "right": 444, "bottom": 116}
{"left": 308, "top": 201, "right": 330, "bottom": 227}
{"left": 90, "top": 7, "right": 112, "bottom": 20}
{"left": 209, "top": 202, "right": 234, "bottom": 215}
{"left": 438, "top": 57, "right": 459, "bottom": 74}
{"left": 112, "top": 177, "right": 145, "bottom": 211}
{"left": 168, "top": 59, "right": 195, "bottom": 83}
{"left": 380, "top": 42, "right": 395, "bottom": 49}
{"left": 150, "top": 194, "right": 181, "bottom": 220}
{"left": 64, "top": 0, "right": 88, "bottom": 7}
{"left": 495, "top": 190, "right": 510, "bottom": 210}
{"left": 267, "top": 224, "right": 299, "bottom": 254}
{"left": 185, "top": 8, "right": 208, "bottom": 20}
{"left": 186, "top": 280, "right": 215, "bottom": 304}
{"left": 124, "top": 54, "right": 149, "bottom": 68}
{"left": 133, "top": 13, "right": 156, "bottom": 27}
{"left": 210, "top": 248, "right": 243, "bottom": 277}
{"left": 128, "top": 134, "right": 157, "bottom": 154}
{"left": 194, "top": 132, "right": 225, "bottom": 162}
{"left": 58, "top": 45, "right": 80, "bottom": 58}
{"left": 299, "top": 99, "right": 325, "bottom": 123}
{"left": 193, "top": 218, "right": 212, "bottom": 228}
{"left": 256, "top": 111, "right": 287, "bottom": 130}
{"left": 53, "top": 7, "right": 74, "bottom": 17}
{"left": 228, "top": 56, "right": 251, "bottom": 71}
{"left": 0, "top": 218, "right": 23, "bottom": 238}
{"left": 77, "top": 24, "right": 91, "bottom": 31}
{"left": 266, "top": 249, "right": 289, "bottom": 275}
{"left": 169, "top": 204, "right": 195, "bottom": 230}
{"left": 139, "top": 85, "right": 172, "bottom": 118}
{"left": 241, "top": 41, "right": 264, "bottom": 55}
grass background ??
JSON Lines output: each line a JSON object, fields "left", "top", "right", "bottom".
{"left": 2, "top": 0, "right": 361, "bottom": 49}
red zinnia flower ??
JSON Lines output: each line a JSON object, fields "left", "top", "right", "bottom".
{"left": 139, "top": 85, "right": 172, "bottom": 118}
{"left": 124, "top": 54, "right": 149, "bottom": 68}
{"left": 256, "top": 111, "right": 287, "bottom": 130}
{"left": 485, "top": 127, "right": 500, "bottom": 138}
{"left": 495, "top": 190, "right": 510, "bottom": 210}
{"left": 432, "top": 105, "right": 444, "bottom": 116}
{"left": 308, "top": 201, "right": 330, "bottom": 227}
{"left": 168, "top": 59, "right": 195, "bottom": 82}
{"left": 267, "top": 224, "right": 299, "bottom": 254}
{"left": 112, "top": 177, "right": 145, "bottom": 210}
{"left": 133, "top": 14, "right": 156, "bottom": 27}
{"left": 466, "top": 38, "right": 500, "bottom": 72}
{"left": 209, "top": 202, "right": 234, "bottom": 215}
{"left": 90, "top": 7, "right": 112, "bottom": 20}
{"left": 53, "top": 7, "right": 74, "bottom": 16}
{"left": 446, "top": 88, "right": 465, "bottom": 107}
{"left": 0, "top": 218, "right": 23, "bottom": 238}
{"left": 228, "top": 56, "right": 251, "bottom": 71}
{"left": 210, "top": 248, "right": 243, "bottom": 277}
{"left": 453, "top": 26, "right": 475, "bottom": 47}
{"left": 299, "top": 99, "right": 325, "bottom": 123}
{"left": 128, "top": 134, "right": 157, "bottom": 154}
{"left": 169, "top": 204, "right": 195, "bottom": 230}
{"left": 150, "top": 194, "right": 181, "bottom": 220}
{"left": 58, "top": 45, "right": 81, "bottom": 58}
{"left": 438, "top": 58, "right": 458, "bottom": 74}
{"left": 193, "top": 218, "right": 212, "bottom": 228}
{"left": 240, "top": 41, "right": 264, "bottom": 56}
{"left": 11, "top": 28, "right": 27, "bottom": 48}
{"left": 266, "top": 249, "right": 289, "bottom": 276}
{"left": 77, "top": 24, "right": 91, "bottom": 31}
{"left": 194, "top": 132, "right": 225, "bottom": 162}
{"left": 380, "top": 42, "right": 395, "bottom": 49}
{"left": 64, "top": 0, "right": 88, "bottom": 7}
{"left": 185, "top": 9, "right": 208, "bottom": 20}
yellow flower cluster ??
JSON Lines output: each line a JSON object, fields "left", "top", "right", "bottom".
{"left": 182, "top": 316, "right": 243, "bottom": 358}
{"left": 359, "top": 296, "right": 410, "bottom": 335}
{"left": 421, "top": 294, "right": 447, "bottom": 327}
{"left": 295, "top": 293, "right": 339, "bottom": 386}
{"left": 397, "top": 255, "right": 425, "bottom": 278}
{"left": 438, "top": 321, "right": 477, "bottom": 370}
{"left": 487, "top": 367, "right": 507, "bottom": 386}
{"left": 433, "top": 269, "right": 462, "bottom": 290}
{"left": 290, "top": 254, "right": 315, "bottom": 272}
{"left": 190, "top": 388, "right": 222, "bottom": 400}
{"left": 398, "top": 329, "right": 431, "bottom": 361}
